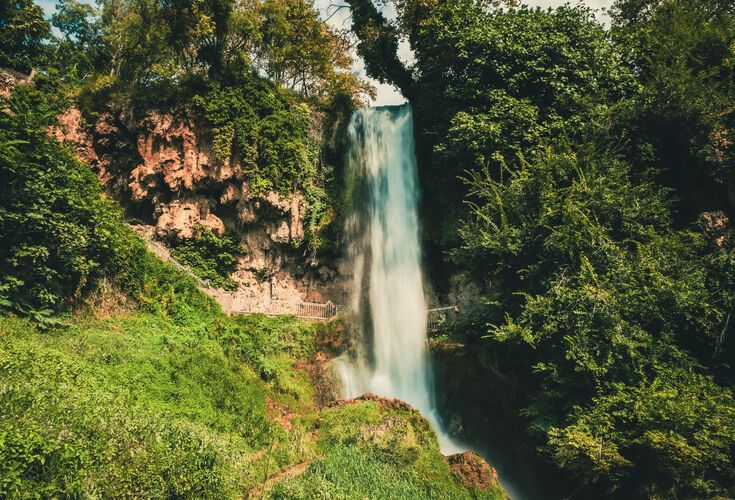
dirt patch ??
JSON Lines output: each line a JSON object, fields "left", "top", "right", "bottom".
{"left": 297, "top": 351, "right": 340, "bottom": 406}
{"left": 75, "top": 278, "right": 134, "bottom": 319}
{"left": 266, "top": 398, "right": 296, "bottom": 432}
{"left": 247, "top": 448, "right": 269, "bottom": 462}
{"left": 248, "top": 461, "right": 312, "bottom": 498}
{"left": 271, "top": 461, "right": 310, "bottom": 482}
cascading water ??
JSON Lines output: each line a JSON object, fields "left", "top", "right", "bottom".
{"left": 335, "top": 104, "right": 461, "bottom": 453}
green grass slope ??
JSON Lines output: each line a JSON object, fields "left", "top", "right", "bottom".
{"left": 0, "top": 303, "right": 504, "bottom": 498}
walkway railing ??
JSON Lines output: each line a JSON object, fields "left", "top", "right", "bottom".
{"left": 131, "top": 225, "right": 344, "bottom": 321}
{"left": 231, "top": 300, "right": 344, "bottom": 320}
{"left": 427, "top": 306, "right": 460, "bottom": 332}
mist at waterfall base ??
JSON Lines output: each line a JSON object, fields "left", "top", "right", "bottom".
{"left": 333, "top": 104, "right": 462, "bottom": 454}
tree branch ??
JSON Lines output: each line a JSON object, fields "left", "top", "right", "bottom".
{"left": 343, "top": 0, "right": 415, "bottom": 101}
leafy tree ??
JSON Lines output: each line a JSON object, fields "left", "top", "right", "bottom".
{"left": 85, "top": 0, "right": 369, "bottom": 106}
{"left": 258, "top": 0, "right": 370, "bottom": 104}
{"left": 52, "top": 0, "right": 106, "bottom": 78}
{"left": 610, "top": 0, "right": 735, "bottom": 220}
{"left": 455, "top": 147, "right": 735, "bottom": 496}
{"left": 0, "top": 0, "right": 51, "bottom": 73}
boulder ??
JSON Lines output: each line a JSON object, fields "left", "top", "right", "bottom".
{"left": 445, "top": 451, "right": 502, "bottom": 493}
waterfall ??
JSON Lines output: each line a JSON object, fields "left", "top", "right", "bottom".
{"left": 335, "top": 104, "right": 460, "bottom": 453}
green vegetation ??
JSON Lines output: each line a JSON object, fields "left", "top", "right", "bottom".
{"left": 348, "top": 0, "right": 735, "bottom": 497}
{"left": 0, "top": 0, "right": 363, "bottom": 254}
{"left": 457, "top": 148, "right": 735, "bottom": 496}
{"left": 1, "top": 83, "right": 108, "bottom": 314}
{"left": 0, "top": 312, "right": 266, "bottom": 497}
{"left": 273, "top": 401, "right": 504, "bottom": 499}
{"left": 0, "top": 84, "right": 215, "bottom": 318}
{"left": 0, "top": 294, "right": 493, "bottom": 497}
{"left": 170, "top": 226, "right": 240, "bottom": 290}
{"left": 610, "top": 0, "right": 735, "bottom": 217}
{"left": 0, "top": 0, "right": 50, "bottom": 73}
{"left": 6, "top": 0, "right": 735, "bottom": 497}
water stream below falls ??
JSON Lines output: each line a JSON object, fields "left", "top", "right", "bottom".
{"left": 334, "top": 104, "right": 461, "bottom": 453}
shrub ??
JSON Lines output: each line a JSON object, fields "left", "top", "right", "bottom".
{"left": 456, "top": 147, "right": 735, "bottom": 496}
{"left": 170, "top": 226, "right": 240, "bottom": 290}
{"left": 0, "top": 85, "right": 220, "bottom": 319}
{"left": 0, "top": 85, "right": 118, "bottom": 313}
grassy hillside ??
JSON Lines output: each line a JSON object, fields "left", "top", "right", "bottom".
{"left": 0, "top": 302, "right": 504, "bottom": 498}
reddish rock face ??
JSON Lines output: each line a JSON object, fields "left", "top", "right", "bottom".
{"left": 445, "top": 451, "right": 502, "bottom": 493}
{"left": 49, "top": 108, "right": 99, "bottom": 166}
{"left": 699, "top": 210, "right": 730, "bottom": 249}
{"left": 134, "top": 110, "right": 234, "bottom": 193}
{"left": 154, "top": 196, "right": 224, "bottom": 240}
{"left": 50, "top": 107, "right": 306, "bottom": 246}
{"left": 50, "top": 105, "right": 349, "bottom": 307}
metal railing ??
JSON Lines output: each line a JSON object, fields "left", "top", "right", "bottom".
{"left": 427, "top": 306, "right": 460, "bottom": 332}
{"left": 231, "top": 300, "right": 344, "bottom": 320}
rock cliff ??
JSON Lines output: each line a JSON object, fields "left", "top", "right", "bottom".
{"left": 51, "top": 106, "right": 346, "bottom": 308}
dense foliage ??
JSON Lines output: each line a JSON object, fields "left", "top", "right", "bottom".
{"left": 347, "top": 0, "right": 735, "bottom": 496}
{"left": 0, "top": 0, "right": 50, "bottom": 73}
{"left": 610, "top": 0, "right": 735, "bottom": 220}
{"left": 43, "top": 0, "right": 371, "bottom": 107}
{"left": 1, "top": 85, "right": 118, "bottom": 315}
{"left": 4, "top": 0, "right": 735, "bottom": 497}
{"left": 170, "top": 226, "right": 240, "bottom": 290}
{"left": 191, "top": 79, "right": 319, "bottom": 195}
{"left": 457, "top": 149, "right": 735, "bottom": 496}
{"left": 0, "top": 84, "right": 218, "bottom": 317}
{"left": 0, "top": 0, "right": 363, "bottom": 255}
{"left": 406, "top": 2, "right": 635, "bottom": 246}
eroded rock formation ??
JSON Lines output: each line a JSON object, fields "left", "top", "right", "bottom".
{"left": 51, "top": 106, "right": 346, "bottom": 307}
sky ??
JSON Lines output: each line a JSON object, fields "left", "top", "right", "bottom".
{"left": 37, "top": 0, "right": 616, "bottom": 105}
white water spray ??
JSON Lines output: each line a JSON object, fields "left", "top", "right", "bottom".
{"left": 336, "top": 105, "right": 461, "bottom": 453}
